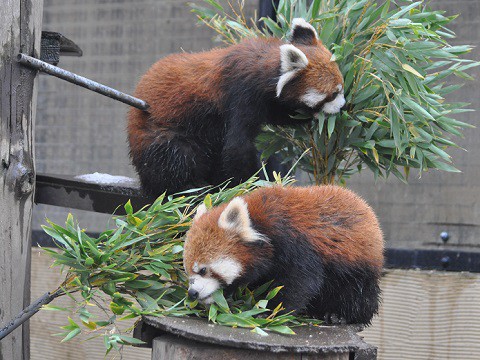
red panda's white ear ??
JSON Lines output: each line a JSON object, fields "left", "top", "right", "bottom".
{"left": 194, "top": 203, "right": 208, "bottom": 221}
{"left": 279, "top": 44, "right": 308, "bottom": 73}
{"left": 218, "top": 198, "right": 266, "bottom": 243}
{"left": 277, "top": 44, "right": 308, "bottom": 97}
{"left": 289, "top": 18, "right": 319, "bottom": 46}
{"left": 218, "top": 197, "right": 250, "bottom": 231}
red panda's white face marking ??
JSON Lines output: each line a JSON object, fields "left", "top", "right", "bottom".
{"left": 277, "top": 18, "right": 345, "bottom": 115}
{"left": 184, "top": 198, "right": 266, "bottom": 303}
{"left": 187, "top": 257, "right": 243, "bottom": 303}
{"left": 301, "top": 85, "right": 345, "bottom": 115}
{"left": 188, "top": 271, "right": 220, "bottom": 304}
{"left": 210, "top": 257, "right": 243, "bottom": 284}
{"left": 187, "top": 257, "right": 243, "bottom": 304}
{"left": 301, "top": 89, "right": 327, "bottom": 108}
{"left": 322, "top": 84, "right": 346, "bottom": 114}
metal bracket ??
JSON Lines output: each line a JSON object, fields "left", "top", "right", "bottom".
{"left": 40, "top": 31, "right": 83, "bottom": 65}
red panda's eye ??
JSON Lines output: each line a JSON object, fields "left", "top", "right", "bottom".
{"left": 199, "top": 267, "right": 207, "bottom": 276}
{"left": 332, "top": 91, "right": 339, "bottom": 98}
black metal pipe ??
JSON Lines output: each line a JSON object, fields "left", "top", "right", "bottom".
{"left": 17, "top": 53, "right": 149, "bottom": 111}
{"left": 0, "top": 291, "right": 61, "bottom": 341}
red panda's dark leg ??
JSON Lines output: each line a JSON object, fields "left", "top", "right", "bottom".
{"left": 222, "top": 142, "right": 260, "bottom": 184}
{"left": 133, "top": 135, "right": 211, "bottom": 197}
{"left": 270, "top": 268, "right": 325, "bottom": 316}
{"left": 263, "top": 247, "right": 326, "bottom": 316}
{"left": 221, "top": 117, "right": 262, "bottom": 184}
{"left": 307, "top": 263, "right": 381, "bottom": 325}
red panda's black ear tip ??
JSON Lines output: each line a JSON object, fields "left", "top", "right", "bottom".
{"left": 290, "top": 18, "right": 319, "bottom": 46}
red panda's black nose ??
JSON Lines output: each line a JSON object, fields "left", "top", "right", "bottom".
{"left": 188, "top": 289, "right": 199, "bottom": 301}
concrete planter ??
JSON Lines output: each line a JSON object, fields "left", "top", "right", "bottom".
{"left": 136, "top": 316, "right": 377, "bottom": 360}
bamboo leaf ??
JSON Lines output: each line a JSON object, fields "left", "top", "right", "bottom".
{"left": 252, "top": 327, "right": 269, "bottom": 336}
{"left": 117, "top": 335, "right": 146, "bottom": 345}
{"left": 267, "top": 325, "right": 296, "bottom": 335}
{"left": 61, "top": 328, "right": 81, "bottom": 342}
{"left": 212, "top": 290, "right": 230, "bottom": 313}
{"left": 400, "top": 97, "right": 435, "bottom": 121}
{"left": 204, "top": 0, "right": 224, "bottom": 11}
{"left": 124, "top": 200, "right": 133, "bottom": 215}
{"left": 327, "top": 116, "right": 336, "bottom": 138}
{"left": 402, "top": 64, "right": 424, "bottom": 79}
{"left": 208, "top": 304, "right": 218, "bottom": 322}
{"left": 266, "top": 286, "right": 283, "bottom": 301}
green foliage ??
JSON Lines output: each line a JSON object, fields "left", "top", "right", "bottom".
{"left": 192, "top": 0, "right": 479, "bottom": 184}
{"left": 43, "top": 174, "right": 320, "bottom": 353}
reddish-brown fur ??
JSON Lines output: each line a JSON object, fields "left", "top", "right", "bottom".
{"left": 128, "top": 38, "right": 342, "bottom": 158}
{"left": 128, "top": 48, "right": 226, "bottom": 158}
{"left": 185, "top": 186, "right": 383, "bottom": 273}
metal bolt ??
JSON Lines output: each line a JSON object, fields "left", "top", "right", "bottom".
{"left": 440, "top": 231, "right": 450, "bottom": 243}
{"left": 441, "top": 256, "right": 450, "bottom": 269}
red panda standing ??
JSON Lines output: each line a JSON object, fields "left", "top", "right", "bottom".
{"left": 128, "top": 19, "right": 345, "bottom": 197}
{"left": 183, "top": 186, "right": 384, "bottom": 325}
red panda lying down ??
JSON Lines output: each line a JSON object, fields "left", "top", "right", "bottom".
{"left": 183, "top": 186, "right": 384, "bottom": 325}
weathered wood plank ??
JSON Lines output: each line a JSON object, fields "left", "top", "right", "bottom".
{"left": 35, "top": 173, "right": 150, "bottom": 214}
{"left": 0, "top": 0, "right": 43, "bottom": 359}
{"left": 152, "top": 334, "right": 351, "bottom": 360}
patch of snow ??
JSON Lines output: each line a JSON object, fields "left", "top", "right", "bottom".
{"left": 75, "top": 172, "right": 138, "bottom": 185}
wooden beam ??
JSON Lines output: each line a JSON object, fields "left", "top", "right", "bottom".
{"left": 35, "top": 173, "right": 151, "bottom": 214}
{"left": 0, "top": 0, "right": 44, "bottom": 359}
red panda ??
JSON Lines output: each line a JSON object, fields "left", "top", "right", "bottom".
{"left": 183, "top": 186, "right": 384, "bottom": 325}
{"left": 128, "top": 19, "right": 345, "bottom": 197}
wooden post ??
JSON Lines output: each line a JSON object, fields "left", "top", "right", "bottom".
{"left": 153, "top": 335, "right": 352, "bottom": 360}
{"left": 0, "top": 0, "right": 43, "bottom": 359}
